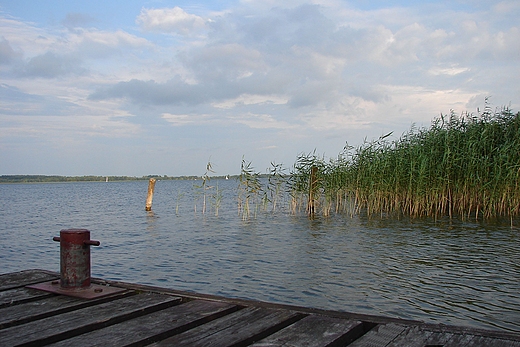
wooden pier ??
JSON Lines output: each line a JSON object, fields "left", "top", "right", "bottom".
{"left": 1, "top": 269, "right": 519, "bottom": 346}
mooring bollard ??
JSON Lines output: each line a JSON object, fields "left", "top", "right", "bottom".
{"left": 27, "top": 228, "right": 126, "bottom": 299}
{"left": 52, "top": 229, "right": 100, "bottom": 289}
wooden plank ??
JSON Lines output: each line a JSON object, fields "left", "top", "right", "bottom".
{"left": 349, "top": 323, "right": 407, "bottom": 347}
{"left": 249, "top": 315, "right": 364, "bottom": 347}
{"left": 0, "top": 270, "right": 58, "bottom": 291}
{"left": 386, "top": 326, "right": 433, "bottom": 347}
{"left": 0, "top": 291, "right": 135, "bottom": 329}
{"left": 0, "top": 292, "right": 181, "bottom": 346}
{"left": 443, "top": 333, "right": 480, "bottom": 346}
{"left": 423, "top": 331, "right": 455, "bottom": 345}
{"left": 150, "top": 306, "right": 303, "bottom": 347}
{"left": 47, "top": 300, "right": 239, "bottom": 347}
{"left": 0, "top": 287, "right": 52, "bottom": 308}
{"left": 455, "top": 335, "right": 520, "bottom": 347}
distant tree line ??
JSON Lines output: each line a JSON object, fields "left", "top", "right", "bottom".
{"left": 0, "top": 175, "right": 136, "bottom": 183}
{"left": 0, "top": 175, "right": 209, "bottom": 183}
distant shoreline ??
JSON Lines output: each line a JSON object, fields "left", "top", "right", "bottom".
{"left": 0, "top": 175, "right": 237, "bottom": 184}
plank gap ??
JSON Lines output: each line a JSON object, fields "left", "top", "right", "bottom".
{"left": 331, "top": 321, "right": 379, "bottom": 347}
{"left": 127, "top": 304, "right": 245, "bottom": 347}
{"left": 230, "top": 313, "right": 308, "bottom": 347}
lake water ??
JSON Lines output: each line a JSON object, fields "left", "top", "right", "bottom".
{"left": 1, "top": 180, "right": 519, "bottom": 333}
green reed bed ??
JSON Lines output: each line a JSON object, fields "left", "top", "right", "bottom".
{"left": 189, "top": 104, "right": 519, "bottom": 221}
{"left": 289, "top": 105, "right": 520, "bottom": 221}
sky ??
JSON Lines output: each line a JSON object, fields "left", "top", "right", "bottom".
{"left": 1, "top": 0, "right": 519, "bottom": 177}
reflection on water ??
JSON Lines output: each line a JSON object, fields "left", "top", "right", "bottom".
{"left": 0, "top": 180, "right": 519, "bottom": 333}
{"left": 145, "top": 210, "right": 158, "bottom": 233}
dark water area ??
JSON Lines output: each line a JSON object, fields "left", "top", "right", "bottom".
{"left": 1, "top": 180, "right": 519, "bottom": 333}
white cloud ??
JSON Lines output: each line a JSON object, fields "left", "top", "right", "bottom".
{"left": 0, "top": 15, "right": 153, "bottom": 81}
{"left": 428, "top": 65, "right": 470, "bottom": 76}
{"left": 161, "top": 113, "right": 195, "bottom": 126}
{"left": 78, "top": 29, "right": 151, "bottom": 50}
{"left": 62, "top": 13, "right": 96, "bottom": 30}
{"left": 185, "top": 43, "right": 266, "bottom": 82}
{"left": 493, "top": 1, "right": 520, "bottom": 14}
{"left": 229, "top": 113, "right": 296, "bottom": 129}
{"left": 212, "top": 94, "right": 288, "bottom": 109}
{"left": 137, "top": 7, "right": 207, "bottom": 35}
{"left": 0, "top": 37, "right": 22, "bottom": 65}
{"left": 0, "top": 17, "right": 58, "bottom": 58}
{"left": 17, "top": 51, "right": 82, "bottom": 78}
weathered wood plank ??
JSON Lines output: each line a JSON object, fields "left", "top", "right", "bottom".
{"left": 443, "top": 333, "right": 480, "bottom": 346}
{"left": 348, "top": 323, "right": 407, "bottom": 347}
{"left": 0, "top": 291, "right": 134, "bottom": 329}
{"left": 150, "top": 306, "right": 303, "bottom": 347}
{"left": 47, "top": 300, "right": 239, "bottom": 347}
{"left": 0, "top": 292, "right": 181, "bottom": 346}
{"left": 0, "top": 270, "right": 58, "bottom": 291}
{"left": 249, "top": 315, "right": 364, "bottom": 347}
{"left": 385, "top": 326, "right": 433, "bottom": 347}
{"left": 423, "top": 331, "right": 455, "bottom": 345}
{"left": 455, "top": 335, "right": 520, "bottom": 347}
{"left": 0, "top": 287, "right": 53, "bottom": 308}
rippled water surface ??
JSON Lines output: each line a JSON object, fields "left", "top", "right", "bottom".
{"left": 1, "top": 180, "right": 519, "bottom": 332}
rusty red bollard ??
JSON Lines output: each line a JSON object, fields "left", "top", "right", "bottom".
{"left": 27, "top": 228, "right": 125, "bottom": 299}
{"left": 52, "top": 229, "right": 100, "bottom": 289}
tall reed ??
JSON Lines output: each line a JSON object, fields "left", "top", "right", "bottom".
{"left": 194, "top": 161, "right": 215, "bottom": 214}
{"left": 289, "top": 105, "right": 520, "bottom": 221}
{"left": 237, "top": 158, "right": 263, "bottom": 220}
{"left": 267, "top": 162, "right": 287, "bottom": 212}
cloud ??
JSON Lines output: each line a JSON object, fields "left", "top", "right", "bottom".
{"left": 77, "top": 29, "right": 151, "bottom": 51}
{"left": 493, "top": 1, "right": 520, "bottom": 14}
{"left": 95, "top": 4, "right": 478, "bottom": 110}
{"left": 212, "top": 94, "right": 288, "bottom": 109}
{"left": 62, "top": 12, "right": 96, "bottom": 30}
{"left": 0, "top": 83, "right": 140, "bottom": 145}
{"left": 0, "top": 37, "right": 22, "bottom": 64}
{"left": 0, "top": 15, "right": 152, "bottom": 80}
{"left": 229, "top": 113, "right": 296, "bottom": 129}
{"left": 89, "top": 78, "right": 207, "bottom": 105}
{"left": 428, "top": 65, "right": 470, "bottom": 76}
{"left": 161, "top": 113, "right": 195, "bottom": 126}
{"left": 137, "top": 7, "right": 207, "bottom": 35}
{"left": 0, "top": 84, "right": 46, "bottom": 115}
{"left": 0, "top": 17, "right": 51, "bottom": 57}
{"left": 16, "top": 51, "right": 82, "bottom": 78}
{"left": 62, "top": 28, "right": 153, "bottom": 61}
{"left": 88, "top": 0, "right": 520, "bottom": 137}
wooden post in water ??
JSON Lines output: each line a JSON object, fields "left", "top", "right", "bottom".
{"left": 308, "top": 166, "right": 318, "bottom": 217}
{"left": 145, "top": 178, "right": 156, "bottom": 211}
